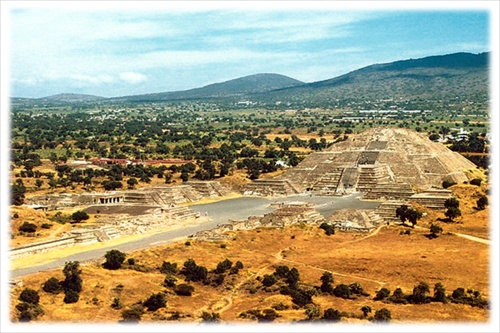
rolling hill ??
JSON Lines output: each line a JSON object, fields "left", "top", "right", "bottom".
{"left": 12, "top": 52, "right": 489, "bottom": 106}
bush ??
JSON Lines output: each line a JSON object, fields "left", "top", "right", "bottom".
{"left": 103, "top": 249, "right": 126, "bottom": 270}
{"left": 333, "top": 284, "right": 352, "bottom": 299}
{"left": 42, "top": 277, "right": 63, "bottom": 294}
{"left": 19, "top": 288, "right": 40, "bottom": 305}
{"left": 476, "top": 195, "right": 488, "bottom": 210}
{"left": 41, "top": 223, "right": 52, "bottom": 229}
{"left": 63, "top": 290, "right": 80, "bottom": 304}
{"left": 159, "top": 261, "right": 178, "bottom": 274}
{"left": 442, "top": 180, "right": 457, "bottom": 189}
{"left": 321, "top": 308, "right": 342, "bottom": 322}
{"left": 373, "top": 308, "right": 391, "bottom": 322}
{"left": 19, "top": 222, "right": 37, "bottom": 233}
{"left": 143, "top": 292, "right": 167, "bottom": 311}
{"left": 235, "top": 261, "right": 244, "bottom": 269}
{"left": 274, "top": 265, "right": 290, "bottom": 278}
{"left": 319, "top": 222, "right": 335, "bottom": 235}
{"left": 127, "top": 258, "right": 136, "bottom": 265}
{"left": 71, "top": 210, "right": 89, "bottom": 223}
{"left": 16, "top": 303, "right": 44, "bottom": 322}
{"left": 174, "top": 283, "right": 194, "bottom": 296}
{"left": 215, "top": 258, "right": 233, "bottom": 274}
{"left": 262, "top": 274, "right": 277, "bottom": 287}
{"left": 121, "top": 305, "right": 144, "bottom": 322}
{"left": 201, "top": 311, "right": 220, "bottom": 323}
{"left": 111, "top": 297, "right": 123, "bottom": 309}
{"left": 163, "top": 275, "right": 177, "bottom": 288}
{"left": 470, "top": 178, "right": 482, "bottom": 186}
{"left": 374, "top": 288, "right": 390, "bottom": 300}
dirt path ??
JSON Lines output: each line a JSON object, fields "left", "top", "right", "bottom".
{"left": 453, "top": 232, "right": 490, "bottom": 245}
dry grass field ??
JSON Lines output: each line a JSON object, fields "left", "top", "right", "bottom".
{"left": 9, "top": 192, "right": 490, "bottom": 325}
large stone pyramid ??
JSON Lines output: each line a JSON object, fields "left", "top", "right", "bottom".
{"left": 244, "top": 127, "right": 477, "bottom": 200}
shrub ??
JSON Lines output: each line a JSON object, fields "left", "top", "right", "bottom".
{"left": 121, "top": 305, "right": 144, "bottom": 322}
{"left": 374, "top": 288, "right": 390, "bottom": 301}
{"left": 103, "top": 249, "right": 126, "bottom": 270}
{"left": 201, "top": 311, "right": 220, "bottom": 322}
{"left": 322, "top": 308, "right": 342, "bottom": 322}
{"left": 274, "top": 265, "right": 290, "bottom": 278}
{"left": 42, "top": 277, "right": 62, "bottom": 294}
{"left": 63, "top": 290, "right": 79, "bottom": 304}
{"left": 111, "top": 297, "right": 123, "bottom": 309}
{"left": 333, "top": 284, "right": 352, "bottom": 299}
{"left": 470, "top": 178, "right": 482, "bottom": 186}
{"left": 163, "top": 275, "right": 177, "bottom": 288}
{"left": 235, "top": 261, "right": 244, "bottom": 269}
{"left": 19, "top": 222, "right": 37, "bottom": 233}
{"left": 127, "top": 258, "right": 136, "bottom": 265}
{"left": 373, "top": 308, "right": 391, "bottom": 322}
{"left": 262, "top": 274, "right": 277, "bottom": 287}
{"left": 174, "top": 283, "right": 194, "bottom": 296}
{"left": 319, "top": 222, "right": 335, "bottom": 235}
{"left": 41, "top": 223, "right": 52, "bottom": 229}
{"left": 143, "top": 292, "right": 167, "bottom": 311}
{"left": 16, "top": 303, "right": 44, "bottom": 322}
{"left": 159, "top": 261, "right": 178, "bottom": 274}
{"left": 442, "top": 180, "right": 457, "bottom": 189}
{"left": 476, "top": 195, "right": 488, "bottom": 210}
{"left": 215, "top": 258, "right": 233, "bottom": 274}
{"left": 19, "top": 288, "right": 40, "bottom": 305}
{"left": 71, "top": 210, "right": 89, "bottom": 223}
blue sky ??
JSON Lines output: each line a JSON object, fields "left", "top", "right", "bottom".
{"left": 2, "top": 1, "right": 495, "bottom": 98}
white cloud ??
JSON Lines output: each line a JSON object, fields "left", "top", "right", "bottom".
{"left": 119, "top": 72, "right": 147, "bottom": 84}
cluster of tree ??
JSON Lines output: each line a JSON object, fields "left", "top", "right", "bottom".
{"left": 449, "top": 133, "right": 487, "bottom": 154}
{"left": 15, "top": 288, "right": 44, "bottom": 322}
{"left": 374, "top": 281, "right": 488, "bottom": 309}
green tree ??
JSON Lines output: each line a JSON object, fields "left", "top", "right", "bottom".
{"left": 63, "top": 289, "right": 79, "bottom": 304}
{"left": 62, "top": 261, "right": 82, "bottom": 293}
{"left": 434, "top": 282, "right": 447, "bottom": 303}
{"left": 19, "top": 288, "right": 40, "bottom": 305}
{"left": 445, "top": 206, "right": 462, "bottom": 221}
{"left": 430, "top": 224, "right": 443, "bottom": 238}
{"left": 126, "top": 177, "right": 138, "bottom": 189}
{"left": 476, "top": 195, "right": 488, "bottom": 210}
{"left": 321, "top": 308, "right": 341, "bottom": 322}
{"left": 201, "top": 311, "right": 220, "bottom": 323}
{"left": 333, "top": 284, "right": 352, "bottom": 299}
{"left": 103, "top": 249, "right": 126, "bottom": 270}
{"left": 143, "top": 292, "right": 167, "bottom": 311}
{"left": 42, "top": 277, "right": 62, "bottom": 294}
{"left": 373, "top": 308, "right": 391, "bottom": 322}
{"left": 11, "top": 182, "right": 26, "bottom": 206}
{"left": 71, "top": 210, "right": 89, "bottom": 223}
{"left": 361, "top": 305, "right": 372, "bottom": 317}
{"left": 412, "top": 281, "right": 430, "bottom": 304}
{"left": 19, "top": 222, "right": 37, "bottom": 233}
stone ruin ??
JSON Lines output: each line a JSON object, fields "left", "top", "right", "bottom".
{"left": 194, "top": 202, "right": 325, "bottom": 241}
{"left": 243, "top": 128, "right": 475, "bottom": 205}
{"left": 25, "top": 181, "right": 230, "bottom": 210}
{"left": 12, "top": 181, "right": 231, "bottom": 259}
{"left": 328, "top": 209, "right": 385, "bottom": 233}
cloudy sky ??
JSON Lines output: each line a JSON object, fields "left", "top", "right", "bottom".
{"left": 2, "top": 1, "right": 494, "bottom": 98}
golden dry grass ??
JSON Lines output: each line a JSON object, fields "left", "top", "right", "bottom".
{"left": 10, "top": 218, "right": 489, "bottom": 324}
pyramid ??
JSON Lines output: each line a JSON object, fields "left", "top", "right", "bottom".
{"left": 250, "top": 127, "right": 477, "bottom": 199}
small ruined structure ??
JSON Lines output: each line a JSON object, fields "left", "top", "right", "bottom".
{"left": 328, "top": 209, "right": 384, "bottom": 233}
{"left": 194, "top": 203, "right": 324, "bottom": 241}
{"left": 243, "top": 128, "right": 476, "bottom": 203}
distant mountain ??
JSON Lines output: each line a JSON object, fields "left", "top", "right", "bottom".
{"left": 38, "top": 93, "right": 106, "bottom": 102}
{"left": 12, "top": 52, "right": 489, "bottom": 106}
{"left": 111, "top": 73, "right": 304, "bottom": 102}
{"left": 261, "top": 52, "right": 489, "bottom": 103}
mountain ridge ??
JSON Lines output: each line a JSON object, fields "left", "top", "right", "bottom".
{"left": 12, "top": 51, "right": 489, "bottom": 105}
